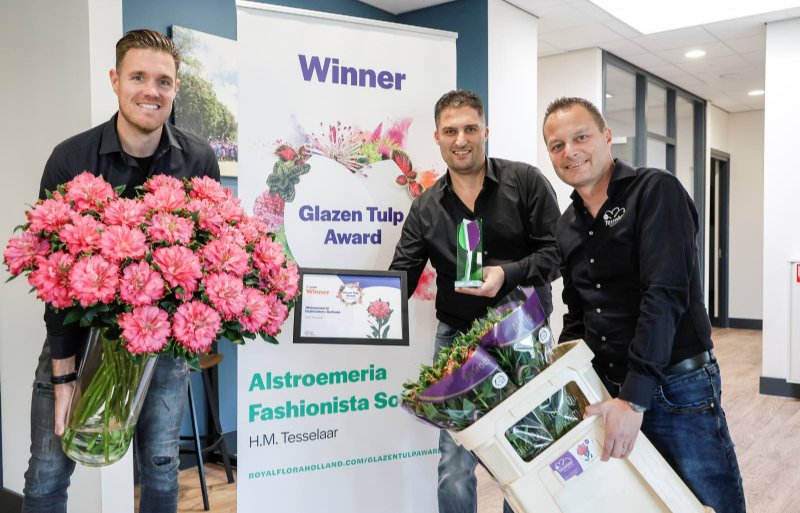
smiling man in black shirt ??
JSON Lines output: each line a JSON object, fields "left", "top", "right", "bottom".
{"left": 391, "top": 90, "right": 560, "bottom": 513}
{"left": 542, "top": 96, "right": 744, "bottom": 513}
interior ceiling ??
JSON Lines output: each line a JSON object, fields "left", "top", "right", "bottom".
{"left": 359, "top": 0, "right": 800, "bottom": 113}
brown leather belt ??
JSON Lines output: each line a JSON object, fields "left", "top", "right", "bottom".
{"left": 663, "top": 350, "right": 712, "bottom": 375}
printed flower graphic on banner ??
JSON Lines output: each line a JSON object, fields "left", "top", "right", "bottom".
{"left": 367, "top": 299, "right": 393, "bottom": 339}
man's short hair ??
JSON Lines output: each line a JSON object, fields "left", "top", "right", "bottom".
{"left": 542, "top": 97, "right": 607, "bottom": 136}
{"left": 434, "top": 90, "right": 485, "bottom": 127}
{"left": 116, "top": 29, "right": 181, "bottom": 74}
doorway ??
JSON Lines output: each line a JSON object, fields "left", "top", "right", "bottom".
{"left": 709, "top": 150, "right": 730, "bottom": 327}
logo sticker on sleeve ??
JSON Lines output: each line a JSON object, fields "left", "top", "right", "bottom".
{"left": 603, "top": 207, "right": 626, "bottom": 227}
{"left": 549, "top": 437, "right": 599, "bottom": 482}
{"left": 492, "top": 372, "right": 509, "bottom": 389}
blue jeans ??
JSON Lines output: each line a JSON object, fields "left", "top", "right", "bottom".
{"left": 603, "top": 360, "right": 745, "bottom": 513}
{"left": 435, "top": 322, "right": 514, "bottom": 513}
{"left": 22, "top": 336, "right": 189, "bottom": 513}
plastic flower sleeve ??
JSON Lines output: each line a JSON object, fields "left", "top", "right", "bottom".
{"left": 479, "top": 287, "right": 556, "bottom": 387}
{"left": 504, "top": 382, "right": 588, "bottom": 461}
{"left": 402, "top": 346, "right": 517, "bottom": 431}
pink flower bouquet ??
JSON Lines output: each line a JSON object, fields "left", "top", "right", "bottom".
{"left": 3, "top": 172, "right": 299, "bottom": 465}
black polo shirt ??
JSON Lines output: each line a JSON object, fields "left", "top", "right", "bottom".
{"left": 390, "top": 157, "right": 561, "bottom": 330}
{"left": 557, "top": 158, "right": 712, "bottom": 406}
{"left": 41, "top": 113, "right": 221, "bottom": 358}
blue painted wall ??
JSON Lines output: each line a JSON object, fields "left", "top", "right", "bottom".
{"left": 122, "top": 0, "right": 490, "bottom": 441}
{"left": 397, "top": 0, "right": 489, "bottom": 120}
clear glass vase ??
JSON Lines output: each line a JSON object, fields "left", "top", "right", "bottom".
{"left": 61, "top": 328, "right": 158, "bottom": 466}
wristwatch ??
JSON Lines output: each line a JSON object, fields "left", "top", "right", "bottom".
{"left": 627, "top": 400, "right": 647, "bottom": 413}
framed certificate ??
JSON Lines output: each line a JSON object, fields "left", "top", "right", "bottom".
{"left": 293, "top": 268, "right": 409, "bottom": 346}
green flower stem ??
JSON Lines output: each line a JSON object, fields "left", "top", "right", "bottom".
{"left": 63, "top": 332, "right": 148, "bottom": 465}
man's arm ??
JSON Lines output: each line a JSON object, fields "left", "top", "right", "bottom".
{"left": 389, "top": 200, "right": 428, "bottom": 296}
{"left": 558, "top": 259, "right": 586, "bottom": 343}
{"left": 592, "top": 173, "right": 697, "bottom": 459}
{"left": 39, "top": 150, "right": 87, "bottom": 435}
{"left": 619, "top": 174, "right": 697, "bottom": 407}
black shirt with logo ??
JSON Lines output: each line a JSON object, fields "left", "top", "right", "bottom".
{"left": 556, "top": 158, "right": 711, "bottom": 406}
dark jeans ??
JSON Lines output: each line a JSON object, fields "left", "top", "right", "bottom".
{"left": 434, "top": 322, "right": 514, "bottom": 513}
{"left": 604, "top": 360, "right": 746, "bottom": 513}
{"left": 22, "top": 337, "right": 189, "bottom": 513}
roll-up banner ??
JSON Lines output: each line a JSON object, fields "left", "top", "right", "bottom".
{"left": 236, "top": 2, "right": 457, "bottom": 511}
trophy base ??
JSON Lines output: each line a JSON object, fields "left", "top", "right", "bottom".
{"left": 454, "top": 280, "right": 483, "bottom": 288}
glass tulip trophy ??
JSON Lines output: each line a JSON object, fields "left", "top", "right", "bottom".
{"left": 455, "top": 218, "right": 483, "bottom": 288}
{"left": 3, "top": 172, "right": 299, "bottom": 466}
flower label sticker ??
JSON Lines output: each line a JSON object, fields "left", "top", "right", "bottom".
{"left": 549, "top": 437, "right": 599, "bottom": 482}
{"left": 336, "top": 282, "right": 363, "bottom": 306}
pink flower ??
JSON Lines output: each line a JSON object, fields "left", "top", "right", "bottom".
{"left": 187, "top": 199, "right": 225, "bottom": 234}
{"left": 413, "top": 268, "right": 437, "bottom": 302}
{"left": 239, "top": 288, "right": 270, "bottom": 332}
{"left": 69, "top": 255, "right": 119, "bottom": 307}
{"left": 118, "top": 306, "right": 171, "bottom": 354}
{"left": 253, "top": 237, "right": 285, "bottom": 277}
{"left": 151, "top": 246, "right": 202, "bottom": 299}
{"left": 368, "top": 299, "right": 392, "bottom": 320}
{"left": 172, "top": 301, "right": 222, "bottom": 353}
{"left": 143, "top": 186, "right": 186, "bottom": 212}
{"left": 27, "top": 252, "right": 74, "bottom": 308}
{"left": 216, "top": 197, "right": 245, "bottom": 224}
{"left": 237, "top": 217, "right": 270, "bottom": 245}
{"left": 144, "top": 175, "right": 183, "bottom": 193}
{"left": 269, "top": 259, "right": 299, "bottom": 300}
{"left": 3, "top": 232, "right": 50, "bottom": 275}
{"left": 27, "top": 198, "right": 73, "bottom": 233}
{"left": 146, "top": 212, "right": 195, "bottom": 245}
{"left": 103, "top": 198, "right": 148, "bottom": 227}
{"left": 59, "top": 214, "right": 103, "bottom": 255}
{"left": 119, "top": 262, "right": 165, "bottom": 306}
{"left": 252, "top": 192, "right": 285, "bottom": 232}
{"left": 202, "top": 272, "right": 246, "bottom": 320}
{"left": 263, "top": 293, "right": 289, "bottom": 336}
{"left": 201, "top": 238, "right": 250, "bottom": 277}
{"left": 64, "top": 172, "right": 116, "bottom": 212}
{"left": 189, "top": 176, "right": 228, "bottom": 203}
{"left": 100, "top": 225, "right": 147, "bottom": 263}
{"left": 216, "top": 224, "right": 246, "bottom": 246}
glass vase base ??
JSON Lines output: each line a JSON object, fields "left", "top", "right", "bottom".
{"left": 62, "top": 422, "right": 135, "bottom": 467}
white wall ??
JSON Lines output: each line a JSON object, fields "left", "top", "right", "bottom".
{"left": 537, "top": 48, "right": 603, "bottom": 339}
{"left": 706, "top": 105, "right": 765, "bottom": 322}
{"left": 728, "top": 110, "right": 764, "bottom": 321}
{"left": 487, "top": 0, "right": 538, "bottom": 165}
{"left": 0, "top": 0, "right": 127, "bottom": 510}
{"left": 763, "top": 18, "right": 800, "bottom": 380}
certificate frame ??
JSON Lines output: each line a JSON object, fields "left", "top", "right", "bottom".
{"left": 293, "top": 268, "right": 409, "bottom": 346}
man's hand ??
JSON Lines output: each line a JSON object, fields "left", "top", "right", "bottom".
{"left": 455, "top": 265, "right": 504, "bottom": 298}
{"left": 52, "top": 357, "right": 76, "bottom": 437}
{"left": 584, "top": 398, "right": 644, "bottom": 460}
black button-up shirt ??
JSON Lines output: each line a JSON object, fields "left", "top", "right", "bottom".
{"left": 557, "top": 159, "right": 712, "bottom": 406}
{"left": 40, "top": 113, "right": 221, "bottom": 358}
{"left": 390, "top": 157, "right": 561, "bottom": 330}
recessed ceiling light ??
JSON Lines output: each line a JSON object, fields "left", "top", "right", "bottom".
{"left": 685, "top": 49, "right": 706, "bottom": 59}
{"left": 748, "top": 89, "right": 765, "bottom": 96}
{"left": 605, "top": 93, "right": 613, "bottom": 98}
